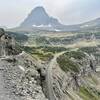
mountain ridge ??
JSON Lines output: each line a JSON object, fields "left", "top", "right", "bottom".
{"left": 20, "top": 7, "right": 62, "bottom": 28}
{"left": 15, "top": 6, "right": 100, "bottom": 32}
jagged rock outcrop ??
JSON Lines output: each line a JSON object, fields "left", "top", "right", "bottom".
{"left": 0, "top": 28, "right": 16, "bottom": 57}
{"left": 0, "top": 28, "right": 5, "bottom": 37}
{"left": 0, "top": 29, "right": 48, "bottom": 100}
{"left": 0, "top": 52, "right": 48, "bottom": 100}
{"left": 51, "top": 51, "right": 100, "bottom": 100}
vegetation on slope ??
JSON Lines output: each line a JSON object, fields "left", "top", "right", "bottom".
{"left": 78, "top": 86, "right": 100, "bottom": 100}
{"left": 57, "top": 51, "right": 86, "bottom": 73}
{"left": 7, "top": 31, "right": 28, "bottom": 43}
{"left": 79, "top": 46, "right": 98, "bottom": 54}
{"left": 22, "top": 46, "right": 54, "bottom": 61}
{"left": 64, "top": 51, "right": 86, "bottom": 59}
{"left": 57, "top": 56, "right": 80, "bottom": 73}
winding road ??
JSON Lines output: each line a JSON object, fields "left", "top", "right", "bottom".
{"left": 46, "top": 51, "right": 66, "bottom": 100}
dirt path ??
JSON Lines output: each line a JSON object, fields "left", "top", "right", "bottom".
{"left": 46, "top": 51, "right": 66, "bottom": 100}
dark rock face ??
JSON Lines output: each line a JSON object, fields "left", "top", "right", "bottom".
{"left": 20, "top": 7, "right": 62, "bottom": 27}
{"left": 0, "top": 28, "right": 18, "bottom": 57}
{"left": 0, "top": 28, "right": 5, "bottom": 37}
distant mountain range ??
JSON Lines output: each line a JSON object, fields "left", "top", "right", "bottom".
{"left": 18, "top": 6, "right": 100, "bottom": 32}
{"left": 79, "top": 18, "right": 100, "bottom": 32}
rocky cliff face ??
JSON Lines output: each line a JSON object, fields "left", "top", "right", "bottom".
{"left": 53, "top": 51, "right": 100, "bottom": 100}
{"left": 0, "top": 52, "right": 48, "bottom": 100}
{"left": 0, "top": 29, "right": 48, "bottom": 100}
{"left": 0, "top": 28, "right": 16, "bottom": 57}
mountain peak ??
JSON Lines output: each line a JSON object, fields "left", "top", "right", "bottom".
{"left": 20, "top": 6, "right": 62, "bottom": 28}
{"left": 30, "top": 6, "right": 47, "bottom": 15}
{"left": 33, "top": 6, "right": 45, "bottom": 11}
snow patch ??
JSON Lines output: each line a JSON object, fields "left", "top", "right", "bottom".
{"left": 32, "top": 24, "right": 52, "bottom": 28}
{"left": 54, "top": 29, "right": 61, "bottom": 32}
{"left": 80, "top": 25, "right": 90, "bottom": 28}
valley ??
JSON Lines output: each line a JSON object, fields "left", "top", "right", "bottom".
{"left": 0, "top": 27, "right": 100, "bottom": 100}
{"left": 0, "top": 5, "right": 100, "bottom": 100}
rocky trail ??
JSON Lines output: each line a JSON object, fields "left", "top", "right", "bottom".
{"left": 46, "top": 51, "right": 66, "bottom": 100}
{"left": 0, "top": 59, "right": 13, "bottom": 100}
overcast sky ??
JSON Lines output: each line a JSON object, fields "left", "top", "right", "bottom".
{"left": 0, "top": 0, "right": 100, "bottom": 28}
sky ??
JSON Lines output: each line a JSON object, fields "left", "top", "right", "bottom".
{"left": 0, "top": 0, "right": 100, "bottom": 28}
